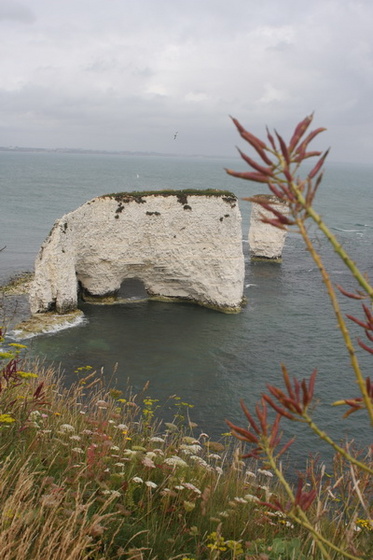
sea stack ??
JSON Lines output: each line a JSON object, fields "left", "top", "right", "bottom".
{"left": 248, "top": 194, "right": 288, "bottom": 261}
{"left": 29, "top": 190, "right": 245, "bottom": 314}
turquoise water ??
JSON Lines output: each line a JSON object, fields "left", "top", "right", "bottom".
{"left": 1, "top": 151, "right": 372, "bottom": 466}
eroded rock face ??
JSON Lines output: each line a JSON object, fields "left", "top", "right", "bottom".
{"left": 29, "top": 191, "right": 245, "bottom": 314}
{"left": 248, "top": 195, "right": 288, "bottom": 261}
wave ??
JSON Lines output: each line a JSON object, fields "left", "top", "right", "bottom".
{"left": 9, "top": 315, "right": 87, "bottom": 340}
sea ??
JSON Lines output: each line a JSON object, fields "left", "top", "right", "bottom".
{"left": 1, "top": 150, "right": 372, "bottom": 469}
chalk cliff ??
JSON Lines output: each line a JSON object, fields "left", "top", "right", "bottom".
{"left": 248, "top": 195, "right": 288, "bottom": 261}
{"left": 29, "top": 190, "right": 245, "bottom": 314}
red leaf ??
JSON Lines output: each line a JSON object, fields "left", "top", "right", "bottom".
{"left": 225, "top": 168, "right": 269, "bottom": 183}
{"left": 289, "top": 114, "right": 313, "bottom": 153}
{"left": 308, "top": 148, "right": 330, "bottom": 179}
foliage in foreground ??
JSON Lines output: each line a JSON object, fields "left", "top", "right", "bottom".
{"left": 0, "top": 341, "right": 371, "bottom": 560}
{"left": 226, "top": 114, "right": 373, "bottom": 559}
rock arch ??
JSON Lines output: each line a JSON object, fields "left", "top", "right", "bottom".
{"left": 29, "top": 190, "right": 245, "bottom": 314}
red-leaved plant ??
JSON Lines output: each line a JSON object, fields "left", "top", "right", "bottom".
{"left": 226, "top": 114, "right": 373, "bottom": 560}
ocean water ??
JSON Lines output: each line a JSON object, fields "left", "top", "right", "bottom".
{"left": 1, "top": 151, "right": 372, "bottom": 467}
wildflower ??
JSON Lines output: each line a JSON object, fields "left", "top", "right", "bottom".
{"left": 180, "top": 443, "right": 202, "bottom": 455}
{"left": 258, "top": 468, "right": 274, "bottom": 477}
{"left": 183, "top": 500, "right": 195, "bottom": 512}
{"left": 115, "top": 423, "right": 128, "bottom": 430}
{"left": 72, "top": 448, "right": 84, "bottom": 454}
{"left": 0, "top": 414, "right": 16, "bottom": 424}
{"left": 164, "top": 456, "right": 188, "bottom": 468}
{"left": 149, "top": 436, "right": 165, "bottom": 443}
{"left": 132, "top": 476, "right": 143, "bottom": 484}
{"left": 17, "top": 371, "right": 38, "bottom": 378}
{"left": 110, "top": 445, "right": 120, "bottom": 451}
{"left": 245, "top": 470, "right": 257, "bottom": 478}
{"left": 8, "top": 343, "right": 27, "bottom": 349}
{"left": 142, "top": 456, "right": 156, "bottom": 468}
{"left": 59, "top": 424, "right": 75, "bottom": 433}
{"left": 234, "top": 496, "right": 247, "bottom": 504}
{"left": 356, "top": 518, "right": 373, "bottom": 531}
{"left": 164, "top": 422, "right": 178, "bottom": 432}
{"left": 182, "top": 436, "right": 199, "bottom": 444}
{"left": 114, "top": 462, "right": 125, "bottom": 468}
{"left": 215, "top": 466, "right": 223, "bottom": 475}
{"left": 29, "top": 411, "right": 42, "bottom": 420}
{"left": 218, "top": 511, "right": 230, "bottom": 518}
{"left": 207, "top": 453, "right": 222, "bottom": 460}
{"left": 123, "top": 449, "right": 137, "bottom": 457}
{"left": 0, "top": 352, "right": 13, "bottom": 359}
{"left": 152, "top": 448, "right": 164, "bottom": 456}
{"left": 69, "top": 435, "right": 81, "bottom": 441}
{"left": 244, "top": 493, "right": 260, "bottom": 502}
{"left": 182, "top": 482, "right": 201, "bottom": 495}
{"left": 145, "top": 480, "right": 157, "bottom": 489}
{"left": 96, "top": 400, "right": 109, "bottom": 408}
{"left": 145, "top": 451, "right": 157, "bottom": 459}
{"left": 189, "top": 456, "right": 212, "bottom": 470}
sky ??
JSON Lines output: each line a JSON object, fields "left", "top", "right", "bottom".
{"left": 1, "top": 0, "right": 373, "bottom": 162}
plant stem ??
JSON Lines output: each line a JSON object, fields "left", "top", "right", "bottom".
{"left": 296, "top": 215, "right": 373, "bottom": 426}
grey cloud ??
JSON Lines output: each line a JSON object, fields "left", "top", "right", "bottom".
{"left": 0, "top": 0, "right": 35, "bottom": 23}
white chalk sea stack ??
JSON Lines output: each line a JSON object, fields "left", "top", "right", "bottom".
{"left": 248, "top": 194, "right": 288, "bottom": 261}
{"left": 29, "top": 190, "right": 245, "bottom": 314}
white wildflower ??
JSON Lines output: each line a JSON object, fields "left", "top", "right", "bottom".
{"left": 215, "top": 466, "right": 223, "bottom": 475}
{"left": 114, "top": 462, "right": 125, "bottom": 468}
{"left": 96, "top": 400, "right": 109, "bottom": 408}
{"left": 110, "top": 445, "right": 120, "bottom": 451}
{"left": 207, "top": 453, "right": 222, "bottom": 461}
{"left": 164, "top": 456, "right": 188, "bottom": 468}
{"left": 123, "top": 449, "right": 137, "bottom": 457}
{"left": 59, "top": 424, "right": 75, "bottom": 433}
{"left": 244, "top": 493, "right": 260, "bottom": 502}
{"left": 145, "top": 451, "right": 157, "bottom": 460}
{"left": 234, "top": 497, "right": 247, "bottom": 504}
{"left": 152, "top": 448, "right": 164, "bottom": 456}
{"left": 115, "top": 424, "right": 128, "bottom": 430}
{"left": 182, "top": 482, "right": 201, "bottom": 495}
{"left": 258, "top": 469, "right": 274, "bottom": 478}
{"left": 132, "top": 476, "right": 143, "bottom": 484}
{"left": 189, "top": 456, "right": 212, "bottom": 470}
{"left": 142, "top": 456, "right": 156, "bottom": 468}
{"left": 149, "top": 436, "right": 165, "bottom": 443}
{"left": 245, "top": 470, "right": 257, "bottom": 479}
{"left": 219, "top": 511, "right": 230, "bottom": 518}
{"left": 180, "top": 444, "right": 202, "bottom": 455}
{"left": 110, "top": 490, "right": 121, "bottom": 498}
{"left": 72, "top": 447, "right": 84, "bottom": 454}
{"left": 81, "top": 429, "right": 94, "bottom": 436}
{"left": 69, "top": 435, "right": 81, "bottom": 441}
{"left": 145, "top": 481, "right": 158, "bottom": 489}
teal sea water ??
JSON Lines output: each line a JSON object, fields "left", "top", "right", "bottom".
{"left": 1, "top": 151, "right": 372, "bottom": 467}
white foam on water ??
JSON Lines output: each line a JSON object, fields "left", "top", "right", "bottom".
{"left": 10, "top": 316, "right": 87, "bottom": 340}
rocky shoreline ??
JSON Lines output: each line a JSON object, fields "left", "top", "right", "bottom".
{"left": 1, "top": 273, "right": 84, "bottom": 339}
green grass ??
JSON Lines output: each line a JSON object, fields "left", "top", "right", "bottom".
{"left": 100, "top": 188, "right": 237, "bottom": 200}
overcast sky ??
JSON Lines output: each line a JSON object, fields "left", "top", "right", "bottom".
{"left": 1, "top": 0, "right": 373, "bottom": 162}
